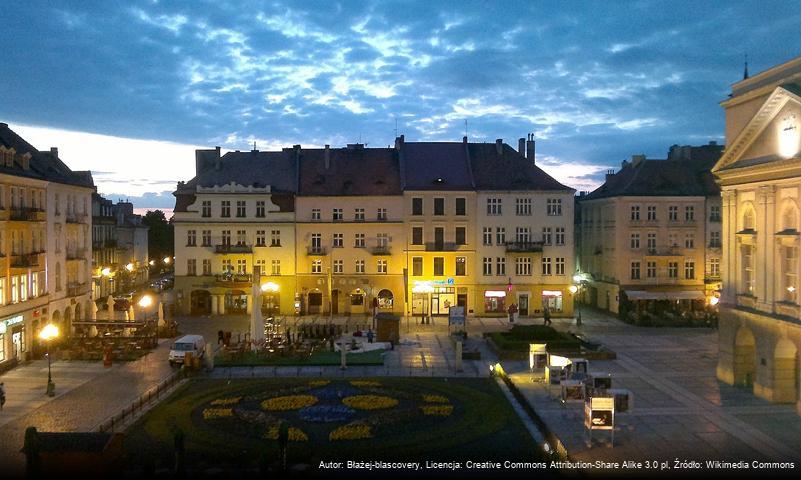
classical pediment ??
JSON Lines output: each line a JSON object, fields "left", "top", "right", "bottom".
{"left": 713, "top": 85, "right": 801, "bottom": 174}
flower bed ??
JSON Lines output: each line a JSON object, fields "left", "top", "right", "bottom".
{"left": 420, "top": 405, "right": 454, "bottom": 416}
{"left": 421, "top": 394, "right": 449, "bottom": 403}
{"left": 342, "top": 395, "right": 398, "bottom": 410}
{"left": 202, "top": 408, "right": 233, "bottom": 420}
{"left": 211, "top": 397, "right": 242, "bottom": 406}
{"left": 329, "top": 423, "right": 373, "bottom": 441}
{"left": 310, "top": 385, "right": 360, "bottom": 401}
{"left": 264, "top": 425, "right": 309, "bottom": 442}
{"left": 261, "top": 394, "right": 318, "bottom": 411}
{"left": 349, "top": 380, "right": 382, "bottom": 388}
{"left": 298, "top": 404, "right": 356, "bottom": 423}
{"left": 308, "top": 380, "right": 330, "bottom": 387}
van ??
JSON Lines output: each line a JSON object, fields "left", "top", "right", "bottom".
{"left": 169, "top": 334, "right": 206, "bottom": 366}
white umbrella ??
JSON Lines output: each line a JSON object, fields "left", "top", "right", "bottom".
{"left": 128, "top": 305, "right": 136, "bottom": 322}
{"left": 250, "top": 282, "right": 265, "bottom": 350}
{"left": 157, "top": 301, "right": 166, "bottom": 328}
{"left": 89, "top": 324, "right": 98, "bottom": 337}
{"left": 106, "top": 295, "right": 115, "bottom": 320}
{"left": 91, "top": 301, "right": 98, "bottom": 320}
{"left": 124, "top": 311, "right": 130, "bottom": 321}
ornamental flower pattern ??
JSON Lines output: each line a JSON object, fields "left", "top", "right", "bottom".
{"left": 261, "top": 394, "right": 318, "bottom": 411}
{"left": 342, "top": 395, "right": 399, "bottom": 410}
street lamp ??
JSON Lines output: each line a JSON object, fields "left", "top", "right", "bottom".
{"left": 571, "top": 272, "right": 589, "bottom": 327}
{"left": 138, "top": 294, "right": 155, "bottom": 346}
{"left": 39, "top": 324, "right": 59, "bottom": 396}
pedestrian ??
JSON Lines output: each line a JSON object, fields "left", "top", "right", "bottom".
{"left": 0, "top": 382, "right": 5, "bottom": 411}
{"left": 217, "top": 330, "right": 224, "bottom": 346}
{"left": 543, "top": 307, "right": 552, "bottom": 326}
{"left": 507, "top": 303, "right": 517, "bottom": 323}
{"left": 366, "top": 329, "right": 374, "bottom": 344}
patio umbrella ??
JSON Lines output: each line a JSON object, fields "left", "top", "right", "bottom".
{"left": 89, "top": 324, "right": 98, "bottom": 337}
{"left": 91, "top": 301, "right": 98, "bottom": 320}
{"left": 250, "top": 281, "right": 265, "bottom": 350}
{"left": 124, "top": 311, "right": 130, "bottom": 321}
{"left": 128, "top": 305, "right": 136, "bottom": 322}
{"left": 106, "top": 295, "right": 115, "bottom": 320}
{"left": 157, "top": 301, "right": 166, "bottom": 328}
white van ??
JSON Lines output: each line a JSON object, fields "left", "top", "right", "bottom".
{"left": 169, "top": 335, "right": 206, "bottom": 365}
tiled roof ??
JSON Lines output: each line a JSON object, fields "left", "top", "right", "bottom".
{"left": 298, "top": 146, "right": 401, "bottom": 196}
{"left": 401, "top": 142, "right": 474, "bottom": 190}
{"left": 468, "top": 142, "right": 573, "bottom": 191}
{"left": 583, "top": 158, "right": 720, "bottom": 200}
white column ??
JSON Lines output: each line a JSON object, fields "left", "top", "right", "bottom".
{"left": 763, "top": 185, "right": 776, "bottom": 308}
{"left": 211, "top": 295, "right": 219, "bottom": 315}
{"left": 218, "top": 295, "right": 226, "bottom": 315}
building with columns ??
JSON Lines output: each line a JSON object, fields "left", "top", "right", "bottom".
{"left": 712, "top": 55, "right": 801, "bottom": 411}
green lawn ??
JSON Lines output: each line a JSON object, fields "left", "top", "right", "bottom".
{"left": 215, "top": 349, "right": 386, "bottom": 367}
{"left": 124, "top": 377, "right": 541, "bottom": 470}
{"left": 488, "top": 325, "right": 581, "bottom": 352}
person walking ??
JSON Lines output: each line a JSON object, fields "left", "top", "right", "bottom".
{"left": 507, "top": 303, "right": 518, "bottom": 323}
{"left": 0, "top": 382, "right": 5, "bottom": 411}
{"left": 543, "top": 307, "right": 552, "bottom": 326}
{"left": 366, "top": 329, "right": 374, "bottom": 344}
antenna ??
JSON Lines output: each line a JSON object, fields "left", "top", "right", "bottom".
{"left": 743, "top": 53, "right": 749, "bottom": 80}
{"left": 394, "top": 117, "right": 398, "bottom": 138}
{"left": 464, "top": 119, "right": 468, "bottom": 138}
{"left": 253, "top": 141, "right": 257, "bottom": 150}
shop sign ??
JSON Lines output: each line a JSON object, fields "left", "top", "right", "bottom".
{"left": 542, "top": 290, "right": 562, "bottom": 297}
{"left": 2, "top": 315, "right": 24, "bottom": 328}
{"left": 484, "top": 291, "right": 506, "bottom": 298}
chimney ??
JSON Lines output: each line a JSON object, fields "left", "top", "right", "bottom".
{"left": 631, "top": 154, "right": 645, "bottom": 166}
{"left": 395, "top": 134, "right": 405, "bottom": 151}
{"left": 50, "top": 147, "right": 58, "bottom": 158}
{"left": 324, "top": 144, "right": 330, "bottom": 169}
{"left": 526, "top": 133, "right": 535, "bottom": 163}
{"left": 495, "top": 138, "right": 503, "bottom": 155}
{"left": 518, "top": 137, "right": 526, "bottom": 155}
{"left": 605, "top": 169, "right": 615, "bottom": 182}
{"left": 463, "top": 135, "right": 468, "bottom": 144}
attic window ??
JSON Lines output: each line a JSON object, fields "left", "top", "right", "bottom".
{"left": 433, "top": 177, "right": 445, "bottom": 184}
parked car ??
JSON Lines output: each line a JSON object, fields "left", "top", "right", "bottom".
{"left": 169, "top": 335, "right": 206, "bottom": 366}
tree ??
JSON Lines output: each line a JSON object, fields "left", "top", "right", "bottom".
{"left": 142, "top": 210, "right": 174, "bottom": 266}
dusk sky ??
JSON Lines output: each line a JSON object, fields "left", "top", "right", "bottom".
{"left": 2, "top": 0, "right": 801, "bottom": 209}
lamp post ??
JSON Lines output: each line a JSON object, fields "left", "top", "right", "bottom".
{"left": 138, "top": 294, "right": 154, "bottom": 346}
{"left": 261, "top": 281, "right": 280, "bottom": 337}
{"left": 39, "top": 324, "right": 59, "bottom": 397}
{"left": 572, "top": 273, "right": 588, "bottom": 327}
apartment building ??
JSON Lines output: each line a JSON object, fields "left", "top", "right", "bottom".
{"left": 0, "top": 123, "right": 94, "bottom": 370}
{"left": 712, "top": 55, "right": 801, "bottom": 410}
{"left": 296, "top": 144, "right": 405, "bottom": 316}
{"left": 577, "top": 143, "right": 723, "bottom": 316}
{"left": 172, "top": 148, "right": 297, "bottom": 316}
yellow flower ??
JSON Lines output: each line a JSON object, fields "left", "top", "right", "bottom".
{"left": 265, "top": 425, "right": 309, "bottom": 442}
{"left": 210, "top": 396, "right": 242, "bottom": 406}
{"left": 202, "top": 408, "right": 233, "bottom": 420}
{"left": 421, "top": 394, "right": 449, "bottom": 404}
{"left": 420, "top": 405, "right": 454, "bottom": 416}
{"left": 329, "top": 424, "right": 373, "bottom": 441}
{"left": 342, "top": 395, "right": 398, "bottom": 410}
{"left": 309, "top": 380, "right": 330, "bottom": 387}
{"left": 349, "top": 380, "right": 382, "bottom": 387}
{"left": 261, "top": 395, "right": 318, "bottom": 411}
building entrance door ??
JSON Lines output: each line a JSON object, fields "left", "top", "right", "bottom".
{"left": 12, "top": 329, "right": 23, "bottom": 360}
{"left": 518, "top": 294, "right": 529, "bottom": 316}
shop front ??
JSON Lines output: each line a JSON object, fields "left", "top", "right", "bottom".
{"left": 483, "top": 290, "right": 507, "bottom": 315}
{"left": 224, "top": 290, "right": 248, "bottom": 314}
{"left": 542, "top": 290, "right": 564, "bottom": 313}
{"left": 0, "top": 314, "right": 26, "bottom": 367}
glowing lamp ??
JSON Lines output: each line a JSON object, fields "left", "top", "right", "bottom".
{"left": 569, "top": 285, "right": 578, "bottom": 294}
{"left": 138, "top": 295, "right": 153, "bottom": 308}
{"left": 261, "top": 282, "right": 279, "bottom": 292}
{"left": 125, "top": 263, "right": 134, "bottom": 272}
{"left": 39, "top": 323, "right": 59, "bottom": 341}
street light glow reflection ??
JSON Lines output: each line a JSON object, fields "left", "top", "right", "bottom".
{"left": 138, "top": 295, "right": 153, "bottom": 308}
{"left": 39, "top": 323, "right": 59, "bottom": 341}
{"left": 261, "top": 282, "right": 279, "bottom": 292}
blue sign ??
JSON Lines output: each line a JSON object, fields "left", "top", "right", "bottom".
{"left": 447, "top": 278, "right": 454, "bottom": 285}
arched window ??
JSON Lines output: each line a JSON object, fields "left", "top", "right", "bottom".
{"left": 377, "top": 289, "right": 394, "bottom": 309}
{"left": 782, "top": 245, "right": 797, "bottom": 303}
{"left": 740, "top": 244, "right": 755, "bottom": 295}
{"left": 742, "top": 207, "right": 756, "bottom": 231}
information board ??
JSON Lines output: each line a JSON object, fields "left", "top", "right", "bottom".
{"left": 448, "top": 306, "right": 465, "bottom": 326}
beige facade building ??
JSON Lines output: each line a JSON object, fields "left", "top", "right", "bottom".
{"left": 0, "top": 123, "right": 94, "bottom": 371}
{"left": 577, "top": 144, "right": 723, "bottom": 317}
{"left": 712, "top": 55, "right": 801, "bottom": 411}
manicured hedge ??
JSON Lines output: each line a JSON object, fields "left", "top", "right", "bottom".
{"left": 489, "top": 325, "right": 581, "bottom": 352}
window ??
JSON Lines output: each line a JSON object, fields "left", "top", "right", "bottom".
{"left": 202, "top": 230, "right": 211, "bottom": 246}
{"left": 256, "top": 201, "right": 265, "bottom": 218}
{"left": 496, "top": 257, "right": 506, "bottom": 275}
{"left": 496, "top": 227, "right": 506, "bottom": 245}
{"left": 647, "top": 205, "right": 657, "bottom": 221}
{"left": 221, "top": 201, "right": 231, "bottom": 217}
{"left": 541, "top": 257, "right": 552, "bottom": 275}
{"left": 555, "top": 227, "right": 565, "bottom": 245}
{"left": 222, "top": 259, "right": 232, "bottom": 273}
{"left": 271, "top": 260, "right": 281, "bottom": 275}
{"left": 647, "top": 233, "right": 656, "bottom": 252}
{"left": 455, "top": 257, "right": 466, "bottom": 276}
{"left": 630, "top": 205, "right": 640, "bottom": 221}
{"left": 201, "top": 201, "right": 211, "bottom": 218}
{"left": 483, "top": 227, "right": 492, "bottom": 246}
{"left": 55, "top": 263, "right": 61, "bottom": 291}
{"left": 355, "top": 233, "right": 365, "bottom": 248}
{"left": 412, "top": 257, "right": 423, "bottom": 276}
{"left": 333, "top": 259, "right": 344, "bottom": 274}
{"left": 355, "top": 208, "right": 365, "bottom": 221}
{"left": 515, "top": 198, "right": 532, "bottom": 216}
{"left": 516, "top": 257, "right": 532, "bottom": 276}
{"left": 377, "top": 233, "right": 389, "bottom": 247}
{"left": 187, "top": 259, "right": 197, "bottom": 276}
{"left": 487, "top": 198, "right": 502, "bottom": 215}
{"left": 221, "top": 230, "right": 231, "bottom": 246}
{"left": 668, "top": 232, "right": 678, "bottom": 247}
{"left": 412, "top": 198, "right": 423, "bottom": 215}
{"left": 541, "top": 227, "right": 552, "bottom": 245}
{"left": 236, "top": 200, "right": 246, "bottom": 217}
{"left": 355, "top": 259, "right": 365, "bottom": 274}
{"left": 630, "top": 261, "right": 641, "bottom": 280}
{"left": 202, "top": 259, "right": 211, "bottom": 275}
{"left": 710, "top": 231, "right": 721, "bottom": 248}
{"left": 11, "top": 276, "right": 18, "bottom": 303}
{"left": 332, "top": 233, "right": 344, "bottom": 248}
{"left": 684, "top": 233, "right": 695, "bottom": 249}
{"left": 685, "top": 206, "right": 695, "bottom": 221}
{"left": 187, "top": 230, "right": 196, "bottom": 247}
{"left": 710, "top": 205, "right": 721, "bottom": 222}
{"left": 630, "top": 233, "right": 640, "bottom": 249}
{"left": 455, "top": 227, "right": 466, "bottom": 245}
{"left": 684, "top": 260, "right": 695, "bottom": 279}
{"left": 455, "top": 198, "right": 466, "bottom": 216}
{"left": 19, "top": 275, "right": 27, "bottom": 302}
{"left": 333, "top": 208, "right": 343, "bottom": 221}
{"left": 411, "top": 227, "right": 423, "bottom": 245}
{"left": 783, "top": 246, "right": 797, "bottom": 302}
{"left": 236, "top": 230, "right": 246, "bottom": 245}
{"left": 312, "top": 209, "right": 321, "bottom": 221}
{"left": 516, "top": 227, "right": 530, "bottom": 243}
{"left": 743, "top": 209, "right": 755, "bottom": 230}
{"left": 740, "top": 245, "right": 756, "bottom": 295}
{"left": 377, "top": 208, "right": 387, "bottom": 221}
{"left": 646, "top": 261, "right": 656, "bottom": 278}
{"left": 256, "top": 230, "right": 266, "bottom": 247}
{"left": 311, "top": 233, "right": 322, "bottom": 252}
{"left": 547, "top": 198, "right": 562, "bottom": 216}
{"left": 483, "top": 257, "right": 492, "bottom": 276}
{"left": 709, "top": 258, "right": 720, "bottom": 278}
{"left": 311, "top": 260, "right": 322, "bottom": 274}
{"left": 235, "top": 259, "right": 245, "bottom": 274}
{"left": 555, "top": 257, "right": 565, "bottom": 275}
{"left": 433, "top": 257, "right": 444, "bottom": 276}
{"left": 669, "top": 206, "right": 678, "bottom": 221}
{"left": 668, "top": 261, "right": 678, "bottom": 279}
{"left": 255, "top": 259, "right": 265, "bottom": 275}
{"left": 433, "top": 197, "right": 445, "bottom": 215}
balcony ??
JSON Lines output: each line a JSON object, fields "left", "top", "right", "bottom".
{"left": 214, "top": 244, "right": 253, "bottom": 254}
{"left": 425, "top": 242, "right": 459, "bottom": 252}
{"left": 369, "top": 245, "right": 391, "bottom": 256}
{"left": 307, "top": 246, "right": 328, "bottom": 256}
{"left": 505, "top": 241, "right": 544, "bottom": 253}
{"left": 11, "top": 253, "right": 41, "bottom": 268}
{"left": 67, "top": 282, "right": 89, "bottom": 297}
{"left": 66, "top": 212, "right": 88, "bottom": 224}
{"left": 214, "top": 273, "right": 253, "bottom": 287}
{"left": 10, "top": 207, "right": 46, "bottom": 222}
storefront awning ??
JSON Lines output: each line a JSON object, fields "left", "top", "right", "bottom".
{"left": 625, "top": 290, "right": 666, "bottom": 300}
{"left": 625, "top": 290, "right": 705, "bottom": 301}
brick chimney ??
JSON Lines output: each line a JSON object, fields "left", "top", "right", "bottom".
{"left": 50, "top": 147, "right": 58, "bottom": 158}
{"left": 394, "top": 134, "right": 405, "bottom": 151}
{"left": 324, "top": 144, "right": 330, "bottom": 169}
{"left": 518, "top": 137, "right": 525, "bottom": 155}
{"left": 495, "top": 138, "right": 503, "bottom": 155}
{"left": 526, "top": 133, "right": 535, "bottom": 164}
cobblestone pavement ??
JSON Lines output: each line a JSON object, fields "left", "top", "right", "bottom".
{"left": 505, "top": 309, "right": 801, "bottom": 464}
